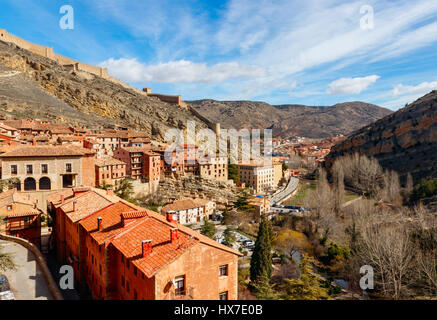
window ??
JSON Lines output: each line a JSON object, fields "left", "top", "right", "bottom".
{"left": 41, "top": 164, "right": 48, "bottom": 174}
{"left": 219, "top": 265, "right": 228, "bottom": 276}
{"left": 219, "top": 291, "right": 228, "bottom": 300}
{"left": 11, "top": 165, "right": 17, "bottom": 175}
{"left": 126, "top": 281, "right": 130, "bottom": 293}
{"left": 66, "top": 163, "right": 72, "bottom": 173}
{"left": 7, "top": 205, "right": 12, "bottom": 211}
{"left": 26, "top": 165, "right": 33, "bottom": 174}
{"left": 126, "top": 260, "right": 130, "bottom": 269}
{"left": 121, "top": 276, "right": 125, "bottom": 288}
{"left": 174, "top": 276, "right": 185, "bottom": 296}
{"left": 24, "top": 217, "right": 30, "bottom": 223}
{"left": 121, "top": 255, "right": 124, "bottom": 263}
{"left": 134, "top": 289, "right": 138, "bottom": 300}
{"left": 133, "top": 266, "right": 137, "bottom": 277}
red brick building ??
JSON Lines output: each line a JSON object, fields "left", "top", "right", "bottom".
{"left": 48, "top": 187, "right": 241, "bottom": 300}
{"left": 47, "top": 187, "right": 119, "bottom": 284}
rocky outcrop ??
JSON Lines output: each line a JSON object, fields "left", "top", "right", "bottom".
{"left": 0, "top": 40, "right": 208, "bottom": 140}
{"left": 326, "top": 91, "right": 437, "bottom": 184}
{"left": 158, "top": 176, "right": 238, "bottom": 206}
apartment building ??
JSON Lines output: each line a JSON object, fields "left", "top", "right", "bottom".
{"left": 113, "top": 147, "right": 160, "bottom": 183}
{"left": 48, "top": 188, "right": 241, "bottom": 300}
{"left": 95, "top": 157, "right": 127, "bottom": 187}
{"left": 236, "top": 162, "right": 275, "bottom": 194}
{"left": 47, "top": 187, "right": 120, "bottom": 284}
{"left": 0, "top": 145, "right": 96, "bottom": 191}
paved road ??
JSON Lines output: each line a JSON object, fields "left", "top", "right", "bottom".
{"left": 0, "top": 240, "right": 53, "bottom": 300}
{"left": 269, "top": 177, "right": 299, "bottom": 205}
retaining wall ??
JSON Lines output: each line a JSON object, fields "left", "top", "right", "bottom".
{"left": 0, "top": 233, "right": 63, "bottom": 300}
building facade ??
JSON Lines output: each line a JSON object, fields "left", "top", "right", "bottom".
{"left": 0, "top": 146, "right": 96, "bottom": 191}
{"left": 236, "top": 162, "right": 275, "bottom": 194}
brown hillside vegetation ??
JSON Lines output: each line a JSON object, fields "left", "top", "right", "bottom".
{"left": 188, "top": 99, "right": 392, "bottom": 139}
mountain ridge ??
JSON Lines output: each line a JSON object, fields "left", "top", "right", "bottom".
{"left": 188, "top": 99, "right": 393, "bottom": 139}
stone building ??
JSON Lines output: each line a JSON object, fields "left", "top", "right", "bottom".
{"left": 236, "top": 162, "right": 275, "bottom": 194}
{"left": 0, "top": 145, "right": 96, "bottom": 191}
{"left": 113, "top": 147, "right": 160, "bottom": 183}
{"left": 199, "top": 156, "right": 228, "bottom": 182}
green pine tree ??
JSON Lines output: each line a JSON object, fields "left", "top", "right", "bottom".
{"left": 200, "top": 219, "right": 216, "bottom": 239}
{"left": 250, "top": 218, "right": 273, "bottom": 284}
{"left": 228, "top": 159, "right": 240, "bottom": 184}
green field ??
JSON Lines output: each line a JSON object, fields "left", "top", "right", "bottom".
{"left": 285, "top": 182, "right": 316, "bottom": 206}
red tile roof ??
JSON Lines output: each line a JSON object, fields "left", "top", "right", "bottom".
{"left": 0, "top": 145, "right": 90, "bottom": 157}
{"left": 111, "top": 217, "right": 199, "bottom": 277}
{"left": 80, "top": 201, "right": 140, "bottom": 244}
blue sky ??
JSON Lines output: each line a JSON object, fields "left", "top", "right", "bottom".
{"left": 1, "top": 0, "right": 437, "bottom": 110}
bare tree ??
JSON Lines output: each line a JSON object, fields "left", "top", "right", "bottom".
{"left": 332, "top": 161, "right": 345, "bottom": 213}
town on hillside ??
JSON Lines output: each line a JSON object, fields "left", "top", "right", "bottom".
{"left": 1, "top": 1, "right": 437, "bottom": 307}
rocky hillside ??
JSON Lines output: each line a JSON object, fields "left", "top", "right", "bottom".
{"left": 0, "top": 40, "right": 208, "bottom": 141}
{"left": 188, "top": 99, "right": 392, "bottom": 139}
{"left": 326, "top": 91, "right": 437, "bottom": 183}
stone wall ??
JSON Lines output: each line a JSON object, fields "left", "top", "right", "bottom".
{"left": 0, "top": 233, "right": 63, "bottom": 300}
{"left": 157, "top": 176, "right": 237, "bottom": 206}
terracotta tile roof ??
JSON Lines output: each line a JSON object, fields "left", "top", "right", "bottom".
{"left": 121, "top": 210, "right": 149, "bottom": 220}
{"left": 111, "top": 217, "right": 199, "bottom": 277}
{"left": 0, "top": 145, "right": 86, "bottom": 157}
{"left": 120, "top": 146, "right": 150, "bottom": 153}
{"left": 126, "top": 202, "right": 242, "bottom": 257}
{"left": 52, "top": 187, "right": 120, "bottom": 223}
{"left": 130, "top": 137, "right": 151, "bottom": 143}
{"left": 80, "top": 201, "right": 140, "bottom": 244}
{"left": 161, "top": 199, "right": 205, "bottom": 213}
{"left": 46, "top": 188, "right": 74, "bottom": 206}
{"left": 0, "top": 189, "right": 36, "bottom": 208}
{"left": 47, "top": 125, "right": 74, "bottom": 134}
{"left": 95, "top": 157, "right": 127, "bottom": 167}
{"left": 4, "top": 210, "right": 40, "bottom": 218}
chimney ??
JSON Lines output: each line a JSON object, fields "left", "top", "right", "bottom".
{"left": 142, "top": 240, "right": 152, "bottom": 257}
{"left": 106, "top": 188, "right": 114, "bottom": 196}
{"left": 97, "top": 217, "right": 103, "bottom": 231}
{"left": 60, "top": 195, "right": 65, "bottom": 204}
{"left": 32, "top": 137, "right": 36, "bottom": 146}
{"left": 120, "top": 214, "right": 125, "bottom": 227}
{"left": 170, "top": 228, "right": 178, "bottom": 242}
{"left": 73, "top": 200, "right": 77, "bottom": 212}
{"left": 166, "top": 211, "right": 176, "bottom": 223}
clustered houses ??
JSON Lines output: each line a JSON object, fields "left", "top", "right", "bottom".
{"left": 273, "top": 135, "right": 346, "bottom": 168}
{"left": 0, "top": 188, "right": 42, "bottom": 248}
{"left": 161, "top": 199, "right": 216, "bottom": 225}
{"left": 236, "top": 162, "right": 275, "bottom": 194}
{"left": 47, "top": 187, "right": 241, "bottom": 300}
{"left": 95, "top": 157, "right": 127, "bottom": 187}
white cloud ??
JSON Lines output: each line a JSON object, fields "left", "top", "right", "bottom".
{"left": 327, "top": 75, "right": 380, "bottom": 95}
{"left": 392, "top": 81, "right": 437, "bottom": 96}
{"left": 99, "top": 58, "right": 267, "bottom": 83}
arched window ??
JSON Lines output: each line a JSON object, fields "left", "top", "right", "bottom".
{"left": 39, "top": 177, "right": 51, "bottom": 190}
{"left": 24, "top": 177, "right": 36, "bottom": 191}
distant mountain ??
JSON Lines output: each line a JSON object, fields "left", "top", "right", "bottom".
{"left": 326, "top": 91, "right": 437, "bottom": 183}
{"left": 188, "top": 99, "right": 392, "bottom": 139}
